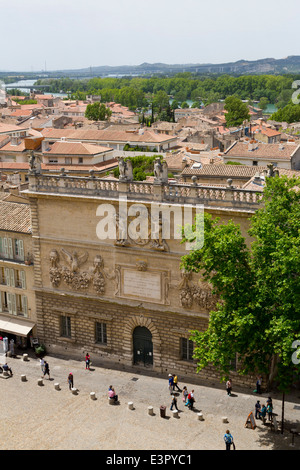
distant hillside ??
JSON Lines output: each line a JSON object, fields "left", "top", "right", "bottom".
{"left": 2, "top": 56, "right": 300, "bottom": 78}
{"left": 58, "top": 56, "right": 300, "bottom": 76}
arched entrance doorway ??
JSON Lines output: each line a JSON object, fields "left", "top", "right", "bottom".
{"left": 133, "top": 326, "right": 153, "bottom": 367}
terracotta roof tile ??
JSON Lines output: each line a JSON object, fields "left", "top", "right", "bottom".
{"left": 0, "top": 201, "right": 31, "bottom": 233}
{"left": 224, "top": 141, "right": 300, "bottom": 160}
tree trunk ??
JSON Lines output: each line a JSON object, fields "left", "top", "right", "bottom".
{"left": 281, "top": 392, "right": 285, "bottom": 434}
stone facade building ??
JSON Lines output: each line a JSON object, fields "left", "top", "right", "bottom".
{"left": 23, "top": 159, "right": 263, "bottom": 388}
{"left": 0, "top": 201, "right": 36, "bottom": 350}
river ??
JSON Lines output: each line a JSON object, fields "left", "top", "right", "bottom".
{"left": 4, "top": 79, "right": 67, "bottom": 97}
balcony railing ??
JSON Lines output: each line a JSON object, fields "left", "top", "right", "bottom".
{"left": 27, "top": 173, "right": 263, "bottom": 210}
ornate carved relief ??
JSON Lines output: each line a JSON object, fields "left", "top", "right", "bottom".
{"left": 178, "top": 269, "right": 218, "bottom": 311}
{"left": 49, "top": 249, "right": 106, "bottom": 296}
{"left": 114, "top": 211, "right": 168, "bottom": 252}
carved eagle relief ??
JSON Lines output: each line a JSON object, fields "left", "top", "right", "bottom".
{"left": 61, "top": 248, "right": 89, "bottom": 273}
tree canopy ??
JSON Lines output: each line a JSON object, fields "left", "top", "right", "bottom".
{"left": 85, "top": 102, "right": 112, "bottom": 121}
{"left": 224, "top": 95, "right": 250, "bottom": 127}
{"left": 180, "top": 175, "right": 300, "bottom": 393}
{"left": 35, "top": 73, "right": 300, "bottom": 122}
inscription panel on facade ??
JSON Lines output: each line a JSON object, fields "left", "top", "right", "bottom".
{"left": 121, "top": 268, "right": 162, "bottom": 303}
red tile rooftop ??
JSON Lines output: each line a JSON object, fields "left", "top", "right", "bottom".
{"left": 43, "top": 141, "right": 114, "bottom": 155}
{"left": 224, "top": 141, "right": 300, "bottom": 159}
{"left": 41, "top": 127, "right": 176, "bottom": 143}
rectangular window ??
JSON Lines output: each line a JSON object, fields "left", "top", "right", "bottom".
{"left": 65, "top": 157, "right": 72, "bottom": 165}
{"left": 15, "top": 270, "right": 26, "bottom": 289}
{"left": 181, "top": 337, "right": 194, "bottom": 361}
{"left": 7, "top": 292, "right": 17, "bottom": 315}
{"left": 95, "top": 322, "right": 107, "bottom": 344}
{"left": 14, "top": 239, "right": 24, "bottom": 261}
{"left": 0, "top": 267, "right": 6, "bottom": 285}
{"left": 61, "top": 316, "right": 71, "bottom": 338}
{"left": 16, "top": 294, "right": 28, "bottom": 317}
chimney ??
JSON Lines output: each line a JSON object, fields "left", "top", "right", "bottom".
{"left": 10, "top": 136, "right": 20, "bottom": 146}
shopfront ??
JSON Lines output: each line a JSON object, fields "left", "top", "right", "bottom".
{"left": 0, "top": 316, "right": 36, "bottom": 354}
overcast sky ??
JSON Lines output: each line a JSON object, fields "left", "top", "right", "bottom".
{"left": 1, "top": 0, "right": 300, "bottom": 71}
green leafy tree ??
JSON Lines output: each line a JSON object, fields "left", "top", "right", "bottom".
{"left": 181, "top": 175, "right": 300, "bottom": 432}
{"left": 153, "top": 90, "right": 170, "bottom": 112}
{"left": 224, "top": 95, "right": 250, "bottom": 127}
{"left": 258, "top": 97, "right": 269, "bottom": 110}
{"left": 270, "top": 102, "right": 300, "bottom": 123}
{"left": 180, "top": 101, "right": 189, "bottom": 109}
{"left": 85, "top": 102, "right": 112, "bottom": 121}
{"left": 171, "top": 100, "right": 179, "bottom": 110}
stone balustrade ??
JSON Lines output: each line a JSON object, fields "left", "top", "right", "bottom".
{"left": 28, "top": 173, "right": 263, "bottom": 210}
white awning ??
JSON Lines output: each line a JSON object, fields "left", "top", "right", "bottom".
{"left": 0, "top": 316, "right": 35, "bottom": 337}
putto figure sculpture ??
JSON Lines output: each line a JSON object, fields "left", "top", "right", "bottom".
{"left": 118, "top": 157, "right": 133, "bottom": 181}
{"left": 154, "top": 158, "right": 168, "bottom": 183}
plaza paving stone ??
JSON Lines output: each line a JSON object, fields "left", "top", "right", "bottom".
{"left": 0, "top": 352, "right": 299, "bottom": 451}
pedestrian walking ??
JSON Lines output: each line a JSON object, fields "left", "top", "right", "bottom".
{"left": 40, "top": 358, "right": 45, "bottom": 374}
{"left": 224, "top": 430, "right": 234, "bottom": 450}
{"left": 68, "top": 373, "right": 74, "bottom": 390}
{"left": 256, "top": 375, "right": 262, "bottom": 394}
{"left": 255, "top": 400, "right": 261, "bottom": 419}
{"left": 170, "top": 394, "right": 178, "bottom": 411}
{"left": 185, "top": 390, "right": 195, "bottom": 410}
{"left": 168, "top": 374, "right": 174, "bottom": 394}
{"left": 267, "top": 403, "right": 273, "bottom": 421}
{"left": 226, "top": 379, "right": 232, "bottom": 396}
{"left": 172, "top": 374, "right": 181, "bottom": 392}
{"left": 42, "top": 361, "right": 50, "bottom": 379}
{"left": 266, "top": 396, "right": 273, "bottom": 408}
{"left": 85, "top": 353, "right": 91, "bottom": 370}
{"left": 182, "top": 386, "right": 188, "bottom": 403}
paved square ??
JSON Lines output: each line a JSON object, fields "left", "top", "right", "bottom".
{"left": 0, "top": 353, "right": 299, "bottom": 450}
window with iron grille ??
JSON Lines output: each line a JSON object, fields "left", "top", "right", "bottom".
{"left": 61, "top": 316, "right": 71, "bottom": 338}
{"left": 181, "top": 337, "right": 194, "bottom": 361}
{"left": 95, "top": 322, "right": 107, "bottom": 344}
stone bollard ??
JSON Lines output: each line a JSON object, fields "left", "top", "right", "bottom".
{"left": 21, "top": 374, "right": 26, "bottom": 382}
{"left": 197, "top": 412, "right": 204, "bottom": 421}
{"left": 90, "top": 392, "right": 96, "bottom": 400}
{"left": 172, "top": 409, "right": 179, "bottom": 418}
{"left": 38, "top": 379, "right": 43, "bottom": 386}
{"left": 128, "top": 402, "right": 134, "bottom": 410}
{"left": 22, "top": 354, "right": 28, "bottom": 361}
{"left": 3, "top": 371, "right": 9, "bottom": 377}
{"left": 148, "top": 406, "right": 154, "bottom": 416}
{"left": 222, "top": 417, "right": 228, "bottom": 423}
{"left": 71, "top": 388, "right": 78, "bottom": 395}
{"left": 54, "top": 383, "right": 60, "bottom": 391}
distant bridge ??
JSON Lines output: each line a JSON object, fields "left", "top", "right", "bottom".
{"left": 5, "top": 84, "right": 51, "bottom": 89}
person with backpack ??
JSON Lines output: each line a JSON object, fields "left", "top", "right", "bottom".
{"left": 168, "top": 374, "right": 174, "bottom": 394}
{"left": 224, "top": 430, "right": 234, "bottom": 450}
